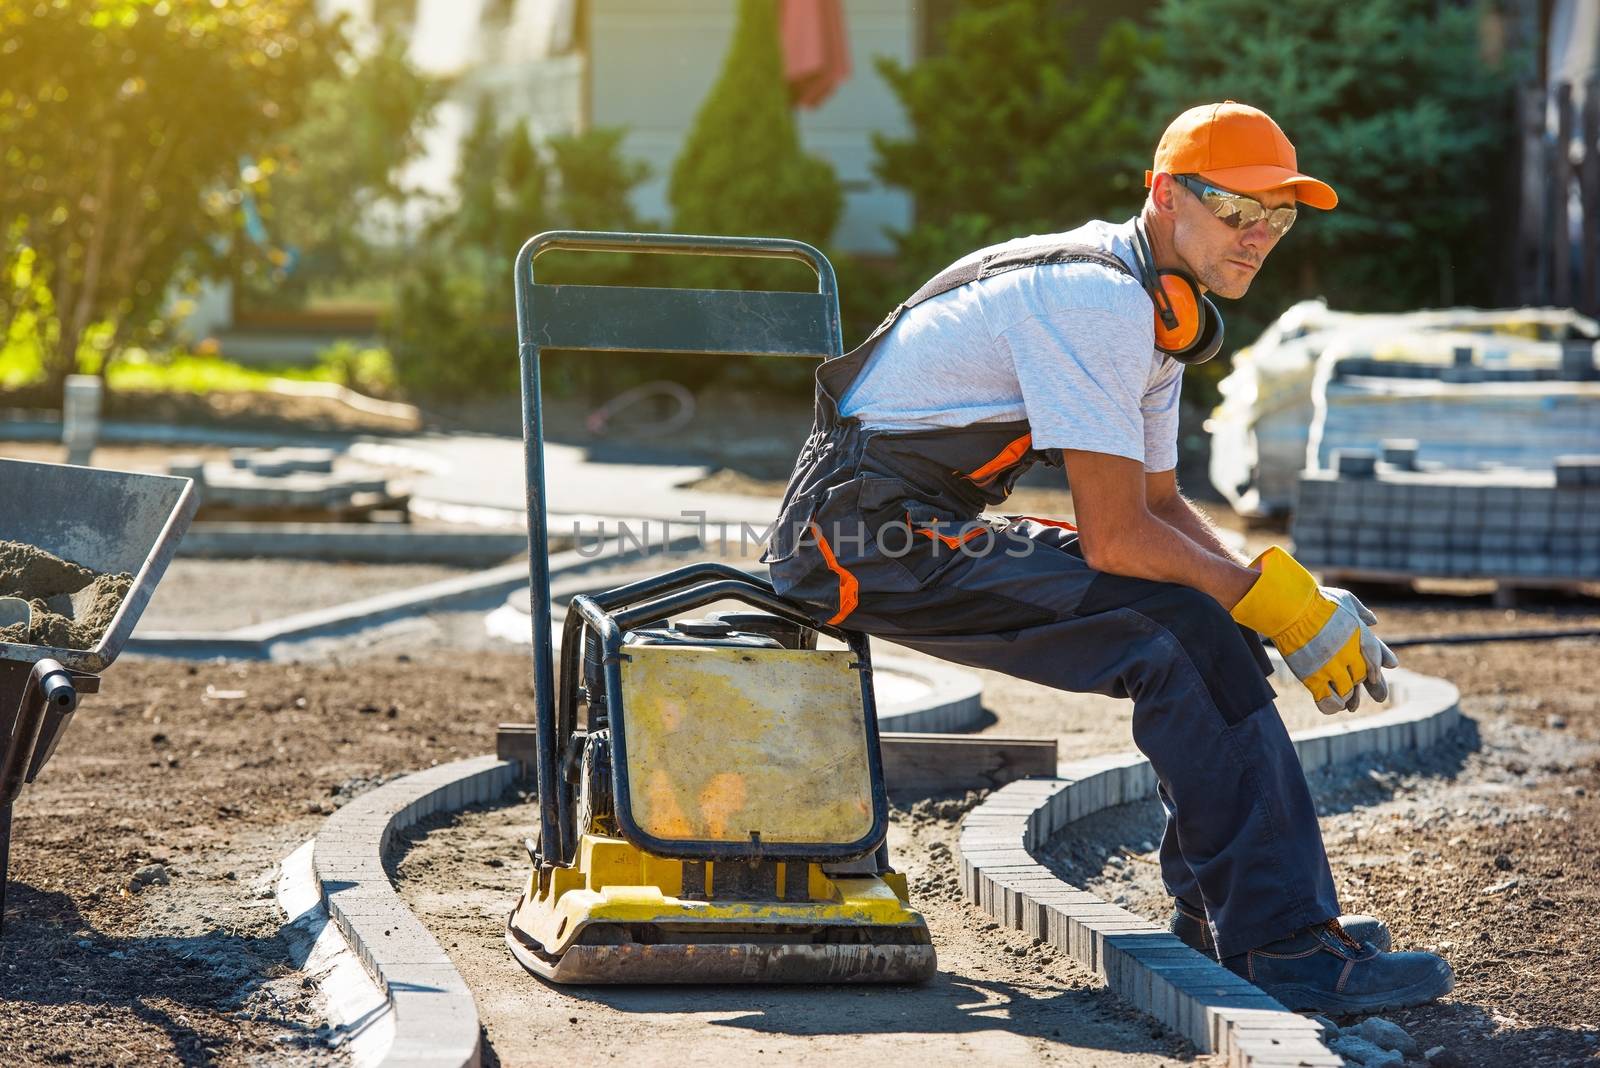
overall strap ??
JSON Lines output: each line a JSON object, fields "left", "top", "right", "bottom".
{"left": 903, "top": 243, "right": 1135, "bottom": 309}
{"left": 815, "top": 242, "right": 1137, "bottom": 429}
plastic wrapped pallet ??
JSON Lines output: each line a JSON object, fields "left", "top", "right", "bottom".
{"left": 1208, "top": 303, "right": 1600, "bottom": 516}
{"left": 1304, "top": 332, "right": 1600, "bottom": 475}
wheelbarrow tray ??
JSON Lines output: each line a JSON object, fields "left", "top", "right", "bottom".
{"left": 0, "top": 457, "right": 197, "bottom": 673}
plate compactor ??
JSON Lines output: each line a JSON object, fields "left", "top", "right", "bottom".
{"left": 503, "top": 231, "right": 936, "bottom": 984}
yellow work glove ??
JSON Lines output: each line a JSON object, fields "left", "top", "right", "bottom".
{"left": 1230, "top": 546, "right": 1399, "bottom": 715}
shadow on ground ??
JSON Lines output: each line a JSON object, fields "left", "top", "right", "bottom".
{"left": 0, "top": 883, "right": 330, "bottom": 1063}
{"left": 497, "top": 970, "right": 1176, "bottom": 1052}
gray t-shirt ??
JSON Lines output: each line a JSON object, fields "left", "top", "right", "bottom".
{"left": 838, "top": 218, "right": 1182, "bottom": 473}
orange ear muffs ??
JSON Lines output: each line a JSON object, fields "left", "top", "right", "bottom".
{"left": 1131, "top": 219, "right": 1225, "bottom": 365}
{"left": 1152, "top": 269, "right": 1201, "bottom": 351}
{"left": 1150, "top": 268, "right": 1224, "bottom": 364}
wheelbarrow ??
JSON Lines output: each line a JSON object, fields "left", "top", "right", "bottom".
{"left": 0, "top": 457, "right": 197, "bottom": 934}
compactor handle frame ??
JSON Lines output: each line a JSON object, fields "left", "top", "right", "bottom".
{"left": 514, "top": 231, "right": 845, "bottom": 870}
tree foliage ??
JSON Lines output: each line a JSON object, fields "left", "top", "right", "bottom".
{"left": 1141, "top": 0, "right": 1516, "bottom": 318}
{"left": 243, "top": 29, "right": 441, "bottom": 306}
{"left": 873, "top": 0, "right": 1156, "bottom": 284}
{"left": 669, "top": 0, "right": 842, "bottom": 288}
{"left": 0, "top": 0, "right": 338, "bottom": 388}
{"left": 384, "top": 99, "right": 654, "bottom": 400}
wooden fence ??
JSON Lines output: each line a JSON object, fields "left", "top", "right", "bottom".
{"left": 1514, "top": 78, "right": 1600, "bottom": 314}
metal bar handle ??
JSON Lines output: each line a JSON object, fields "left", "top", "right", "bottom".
{"left": 586, "top": 561, "right": 774, "bottom": 613}
{"left": 516, "top": 230, "right": 837, "bottom": 291}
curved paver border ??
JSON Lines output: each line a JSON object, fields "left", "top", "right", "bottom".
{"left": 179, "top": 523, "right": 532, "bottom": 565}
{"left": 313, "top": 755, "right": 519, "bottom": 1068}
{"left": 960, "top": 667, "right": 1461, "bottom": 1066}
{"left": 873, "top": 654, "right": 984, "bottom": 732}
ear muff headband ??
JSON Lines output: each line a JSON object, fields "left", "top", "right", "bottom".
{"left": 1131, "top": 219, "right": 1224, "bottom": 365}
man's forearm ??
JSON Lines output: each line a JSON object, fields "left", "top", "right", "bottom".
{"left": 1153, "top": 494, "right": 1246, "bottom": 565}
{"left": 1085, "top": 510, "right": 1257, "bottom": 610}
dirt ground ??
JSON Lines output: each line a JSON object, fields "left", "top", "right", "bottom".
{"left": 3, "top": 385, "right": 419, "bottom": 436}
{"left": 1, "top": 549, "right": 1598, "bottom": 1065}
{"left": 1045, "top": 637, "right": 1600, "bottom": 1068}
{"left": 0, "top": 653, "right": 518, "bottom": 1066}
{"left": 395, "top": 792, "right": 1210, "bottom": 1068}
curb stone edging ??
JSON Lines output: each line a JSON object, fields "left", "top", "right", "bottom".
{"left": 872, "top": 654, "right": 985, "bottom": 732}
{"left": 312, "top": 755, "right": 519, "bottom": 1068}
{"left": 178, "top": 523, "right": 532, "bottom": 564}
{"left": 308, "top": 670, "right": 1457, "bottom": 1066}
{"left": 276, "top": 840, "right": 395, "bottom": 1066}
{"left": 961, "top": 667, "right": 1461, "bottom": 1067}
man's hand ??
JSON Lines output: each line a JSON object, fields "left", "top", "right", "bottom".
{"left": 1230, "top": 546, "right": 1399, "bottom": 714}
{"left": 1315, "top": 584, "right": 1400, "bottom": 712}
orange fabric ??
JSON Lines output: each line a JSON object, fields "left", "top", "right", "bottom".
{"left": 914, "top": 524, "right": 988, "bottom": 549}
{"left": 1143, "top": 101, "right": 1337, "bottom": 210}
{"left": 963, "top": 432, "right": 1033, "bottom": 486}
{"left": 1019, "top": 515, "right": 1078, "bottom": 532}
{"left": 809, "top": 521, "right": 858, "bottom": 624}
{"left": 780, "top": 0, "right": 851, "bottom": 109}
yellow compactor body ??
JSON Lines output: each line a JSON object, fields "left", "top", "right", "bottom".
{"left": 506, "top": 595, "right": 936, "bottom": 984}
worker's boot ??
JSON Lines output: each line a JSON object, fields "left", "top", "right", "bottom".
{"left": 1222, "top": 919, "right": 1453, "bottom": 1014}
{"left": 1169, "top": 898, "right": 1392, "bottom": 958}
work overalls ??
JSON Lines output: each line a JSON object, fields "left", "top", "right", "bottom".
{"left": 760, "top": 241, "right": 1341, "bottom": 956}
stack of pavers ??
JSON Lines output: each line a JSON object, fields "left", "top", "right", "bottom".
{"left": 1309, "top": 339, "right": 1600, "bottom": 475}
{"left": 167, "top": 447, "right": 408, "bottom": 521}
{"left": 1292, "top": 441, "right": 1600, "bottom": 583}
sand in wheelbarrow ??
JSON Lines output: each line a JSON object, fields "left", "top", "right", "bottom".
{"left": 0, "top": 540, "right": 132, "bottom": 650}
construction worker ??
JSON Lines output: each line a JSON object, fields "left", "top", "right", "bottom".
{"left": 762, "top": 101, "right": 1453, "bottom": 1013}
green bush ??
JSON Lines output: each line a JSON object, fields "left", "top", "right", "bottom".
{"left": 1141, "top": 0, "right": 1519, "bottom": 332}
{"left": 383, "top": 102, "right": 655, "bottom": 402}
{"left": 668, "top": 0, "right": 843, "bottom": 292}
{"left": 873, "top": 1, "right": 1155, "bottom": 289}
{"left": 385, "top": 252, "right": 516, "bottom": 400}
{"left": 316, "top": 340, "right": 398, "bottom": 398}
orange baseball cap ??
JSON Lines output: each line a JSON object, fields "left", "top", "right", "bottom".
{"left": 1145, "top": 101, "right": 1338, "bottom": 210}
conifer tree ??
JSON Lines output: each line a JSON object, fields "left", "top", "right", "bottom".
{"left": 669, "top": 0, "right": 842, "bottom": 286}
{"left": 1142, "top": 0, "right": 1516, "bottom": 314}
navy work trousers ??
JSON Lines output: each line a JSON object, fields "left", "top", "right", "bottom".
{"left": 795, "top": 516, "right": 1341, "bottom": 957}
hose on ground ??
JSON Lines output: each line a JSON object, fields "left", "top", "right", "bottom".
{"left": 1386, "top": 625, "right": 1600, "bottom": 649}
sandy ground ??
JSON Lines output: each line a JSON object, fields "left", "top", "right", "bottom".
{"left": 0, "top": 652, "right": 521, "bottom": 1066}
{"left": 394, "top": 792, "right": 1213, "bottom": 1068}
{"left": 138, "top": 559, "right": 473, "bottom": 632}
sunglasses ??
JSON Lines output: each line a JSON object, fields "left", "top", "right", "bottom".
{"left": 1174, "top": 174, "right": 1298, "bottom": 238}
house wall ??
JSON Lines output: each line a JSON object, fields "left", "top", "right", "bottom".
{"left": 587, "top": 0, "right": 915, "bottom": 254}
{"left": 312, "top": 0, "right": 914, "bottom": 253}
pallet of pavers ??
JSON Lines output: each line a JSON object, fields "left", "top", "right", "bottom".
{"left": 1291, "top": 441, "right": 1600, "bottom": 599}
